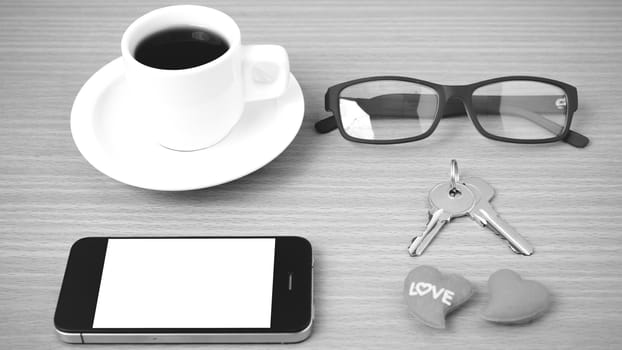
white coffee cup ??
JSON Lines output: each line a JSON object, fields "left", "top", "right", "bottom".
{"left": 121, "top": 5, "right": 290, "bottom": 151}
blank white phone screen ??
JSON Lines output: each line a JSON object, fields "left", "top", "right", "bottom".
{"left": 92, "top": 238, "right": 276, "bottom": 328}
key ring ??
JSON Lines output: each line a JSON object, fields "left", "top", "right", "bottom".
{"left": 450, "top": 159, "right": 460, "bottom": 195}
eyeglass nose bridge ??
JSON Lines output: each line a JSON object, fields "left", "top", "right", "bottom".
{"left": 442, "top": 85, "right": 471, "bottom": 99}
{"left": 440, "top": 85, "right": 478, "bottom": 122}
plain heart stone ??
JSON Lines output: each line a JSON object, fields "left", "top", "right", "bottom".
{"left": 481, "top": 269, "right": 552, "bottom": 324}
{"left": 403, "top": 265, "right": 474, "bottom": 329}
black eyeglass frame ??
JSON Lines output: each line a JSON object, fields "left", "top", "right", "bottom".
{"left": 316, "top": 76, "right": 588, "bottom": 147}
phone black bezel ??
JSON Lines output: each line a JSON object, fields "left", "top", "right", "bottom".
{"left": 54, "top": 236, "right": 312, "bottom": 335}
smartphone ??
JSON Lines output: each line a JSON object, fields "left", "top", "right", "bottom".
{"left": 54, "top": 236, "right": 313, "bottom": 344}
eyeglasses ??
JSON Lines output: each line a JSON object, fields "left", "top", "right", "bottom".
{"left": 315, "top": 76, "right": 589, "bottom": 148}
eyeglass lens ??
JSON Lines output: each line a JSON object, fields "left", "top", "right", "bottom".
{"left": 472, "top": 81, "right": 568, "bottom": 140}
{"left": 338, "top": 80, "right": 439, "bottom": 141}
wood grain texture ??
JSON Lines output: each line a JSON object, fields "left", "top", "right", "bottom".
{"left": 1, "top": 0, "right": 621, "bottom": 348}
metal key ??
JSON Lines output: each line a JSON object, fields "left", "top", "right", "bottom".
{"left": 408, "top": 182, "right": 476, "bottom": 256}
{"left": 464, "top": 177, "right": 535, "bottom": 256}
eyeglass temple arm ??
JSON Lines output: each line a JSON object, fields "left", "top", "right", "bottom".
{"left": 315, "top": 94, "right": 589, "bottom": 147}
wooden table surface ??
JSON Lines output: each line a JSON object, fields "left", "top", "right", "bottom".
{"left": 1, "top": 0, "right": 621, "bottom": 348}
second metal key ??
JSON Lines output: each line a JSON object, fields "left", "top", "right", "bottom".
{"left": 464, "top": 177, "right": 534, "bottom": 256}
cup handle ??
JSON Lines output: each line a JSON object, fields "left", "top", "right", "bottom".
{"left": 242, "top": 45, "right": 290, "bottom": 102}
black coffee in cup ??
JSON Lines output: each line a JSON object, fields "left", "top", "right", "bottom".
{"left": 134, "top": 27, "right": 229, "bottom": 70}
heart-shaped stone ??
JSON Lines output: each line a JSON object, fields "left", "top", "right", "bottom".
{"left": 403, "top": 265, "right": 474, "bottom": 329}
{"left": 481, "top": 269, "right": 552, "bottom": 324}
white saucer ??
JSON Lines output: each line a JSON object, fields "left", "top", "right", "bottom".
{"left": 71, "top": 58, "right": 304, "bottom": 191}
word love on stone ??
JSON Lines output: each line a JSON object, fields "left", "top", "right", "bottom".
{"left": 403, "top": 265, "right": 474, "bottom": 329}
{"left": 408, "top": 281, "right": 455, "bottom": 306}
